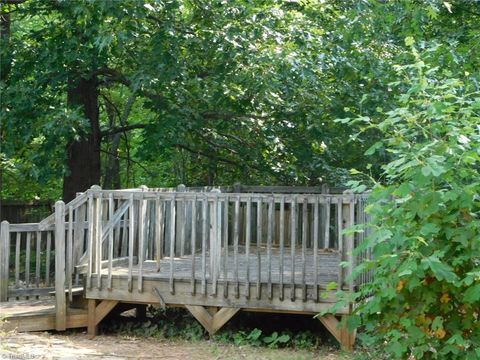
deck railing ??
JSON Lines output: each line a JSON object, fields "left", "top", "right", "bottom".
{"left": 76, "top": 187, "right": 371, "bottom": 297}
{"left": 0, "top": 192, "right": 89, "bottom": 330}
{"left": 0, "top": 185, "right": 372, "bottom": 328}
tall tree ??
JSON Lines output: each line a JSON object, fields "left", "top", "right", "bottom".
{"left": 2, "top": 0, "right": 479, "bottom": 202}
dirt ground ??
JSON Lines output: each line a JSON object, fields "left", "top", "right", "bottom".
{"left": 0, "top": 331, "right": 351, "bottom": 360}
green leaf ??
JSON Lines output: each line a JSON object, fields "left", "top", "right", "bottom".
{"left": 431, "top": 316, "right": 443, "bottom": 330}
{"left": 463, "top": 283, "right": 480, "bottom": 303}
{"left": 277, "top": 334, "right": 290, "bottom": 343}
{"left": 365, "top": 141, "right": 383, "bottom": 156}
{"left": 420, "top": 223, "right": 440, "bottom": 236}
{"left": 421, "top": 256, "right": 458, "bottom": 283}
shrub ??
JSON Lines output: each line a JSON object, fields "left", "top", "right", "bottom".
{"left": 340, "top": 45, "right": 480, "bottom": 359}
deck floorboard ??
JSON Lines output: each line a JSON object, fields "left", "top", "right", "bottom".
{"left": 92, "top": 247, "right": 340, "bottom": 286}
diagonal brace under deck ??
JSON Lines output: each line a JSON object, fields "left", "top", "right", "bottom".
{"left": 87, "top": 299, "right": 119, "bottom": 338}
{"left": 318, "top": 314, "right": 356, "bottom": 351}
{"left": 185, "top": 305, "right": 240, "bottom": 335}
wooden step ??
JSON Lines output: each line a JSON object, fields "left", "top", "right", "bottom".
{"left": 0, "top": 299, "right": 88, "bottom": 332}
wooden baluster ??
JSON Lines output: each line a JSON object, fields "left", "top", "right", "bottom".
{"left": 15, "top": 232, "right": 20, "bottom": 287}
{"left": 87, "top": 194, "right": 94, "bottom": 289}
{"left": 290, "top": 197, "right": 297, "bottom": 301}
{"left": 114, "top": 200, "right": 122, "bottom": 258}
{"left": 67, "top": 205, "right": 73, "bottom": 301}
{"left": 223, "top": 195, "right": 229, "bottom": 298}
{"left": 35, "top": 231, "right": 41, "bottom": 288}
{"left": 73, "top": 202, "right": 86, "bottom": 286}
{"left": 279, "top": 196, "right": 285, "bottom": 301}
{"left": 177, "top": 185, "right": 186, "bottom": 258}
{"left": 190, "top": 196, "right": 197, "bottom": 295}
{"left": 138, "top": 194, "right": 146, "bottom": 293}
{"left": 346, "top": 194, "right": 355, "bottom": 293}
{"left": 210, "top": 191, "right": 219, "bottom": 296}
{"left": 155, "top": 195, "right": 162, "bottom": 272}
{"left": 267, "top": 196, "right": 274, "bottom": 299}
{"left": 256, "top": 199, "right": 262, "bottom": 300}
{"left": 357, "top": 199, "right": 362, "bottom": 286}
{"left": 201, "top": 196, "right": 208, "bottom": 296}
{"left": 121, "top": 206, "right": 128, "bottom": 257}
{"left": 337, "top": 198, "right": 344, "bottom": 290}
{"left": 128, "top": 194, "right": 135, "bottom": 292}
{"left": 96, "top": 193, "right": 103, "bottom": 290}
{"left": 169, "top": 194, "right": 176, "bottom": 295}
{"left": 46, "top": 231, "right": 52, "bottom": 287}
{"left": 25, "top": 232, "right": 31, "bottom": 288}
{"left": 108, "top": 194, "right": 114, "bottom": 291}
{"left": 0, "top": 221, "right": 10, "bottom": 301}
{"left": 301, "top": 197, "right": 307, "bottom": 302}
{"left": 233, "top": 196, "right": 240, "bottom": 298}
{"left": 313, "top": 196, "right": 319, "bottom": 302}
{"left": 324, "top": 197, "right": 331, "bottom": 249}
{"left": 245, "top": 196, "right": 252, "bottom": 299}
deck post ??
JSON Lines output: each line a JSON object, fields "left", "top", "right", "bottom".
{"left": 210, "top": 188, "right": 221, "bottom": 296}
{"left": 87, "top": 299, "right": 97, "bottom": 337}
{"left": 0, "top": 221, "right": 10, "bottom": 301}
{"left": 55, "top": 200, "right": 67, "bottom": 330}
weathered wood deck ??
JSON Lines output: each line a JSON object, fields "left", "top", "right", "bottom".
{"left": 0, "top": 185, "right": 372, "bottom": 351}
{"left": 0, "top": 299, "right": 88, "bottom": 332}
{"left": 87, "top": 248, "right": 340, "bottom": 284}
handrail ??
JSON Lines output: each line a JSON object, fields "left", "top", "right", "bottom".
{"left": 83, "top": 190, "right": 364, "bottom": 203}
{"left": 38, "top": 192, "right": 89, "bottom": 230}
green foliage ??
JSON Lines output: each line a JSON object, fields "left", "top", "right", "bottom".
{"left": 231, "top": 328, "right": 263, "bottom": 347}
{"left": 263, "top": 331, "right": 291, "bottom": 348}
{"left": 2, "top": 0, "right": 397, "bottom": 199}
{"left": 104, "top": 307, "right": 323, "bottom": 351}
{"left": 106, "top": 307, "right": 205, "bottom": 341}
{"left": 341, "top": 47, "right": 480, "bottom": 359}
{"left": 2, "top": 0, "right": 480, "bottom": 200}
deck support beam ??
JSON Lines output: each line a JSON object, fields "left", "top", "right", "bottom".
{"left": 185, "top": 305, "right": 240, "bottom": 335}
{"left": 87, "top": 299, "right": 119, "bottom": 338}
{"left": 318, "top": 315, "right": 356, "bottom": 351}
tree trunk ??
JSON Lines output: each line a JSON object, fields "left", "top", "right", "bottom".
{"left": 103, "top": 132, "right": 121, "bottom": 189}
{"left": 63, "top": 77, "right": 101, "bottom": 202}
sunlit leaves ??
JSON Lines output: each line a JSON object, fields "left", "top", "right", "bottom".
{"left": 342, "top": 52, "right": 480, "bottom": 359}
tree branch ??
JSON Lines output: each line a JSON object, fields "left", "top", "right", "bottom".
{"left": 193, "top": 129, "right": 239, "bottom": 155}
{"left": 0, "top": 0, "right": 26, "bottom": 4}
{"left": 201, "top": 111, "right": 269, "bottom": 121}
{"left": 100, "top": 149, "right": 156, "bottom": 177}
{"left": 101, "top": 123, "right": 148, "bottom": 137}
{"left": 174, "top": 143, "right": 240, "bottom": 167}
{"left": 94, "top": 67, "right": 165, "bottom": 105}
{"left": 173, "top": 143, "right": 269, "bottom": 174}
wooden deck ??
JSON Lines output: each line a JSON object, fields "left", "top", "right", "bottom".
{"left": 86, "top": 248, "right": 340, "bottom": 284}
{"left": 0, "top": 185, "right": 371, "bottom": 351}
{"left": 0, "top": 299, "right": 88, "bottom": 332}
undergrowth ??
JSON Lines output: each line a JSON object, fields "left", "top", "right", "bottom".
{"left": 100, "top": 306, "right": 337, "bottom": 350}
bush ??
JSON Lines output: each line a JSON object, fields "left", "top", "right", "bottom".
{"left": 340, "top": 45, "right": 480, "bottom": 359}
